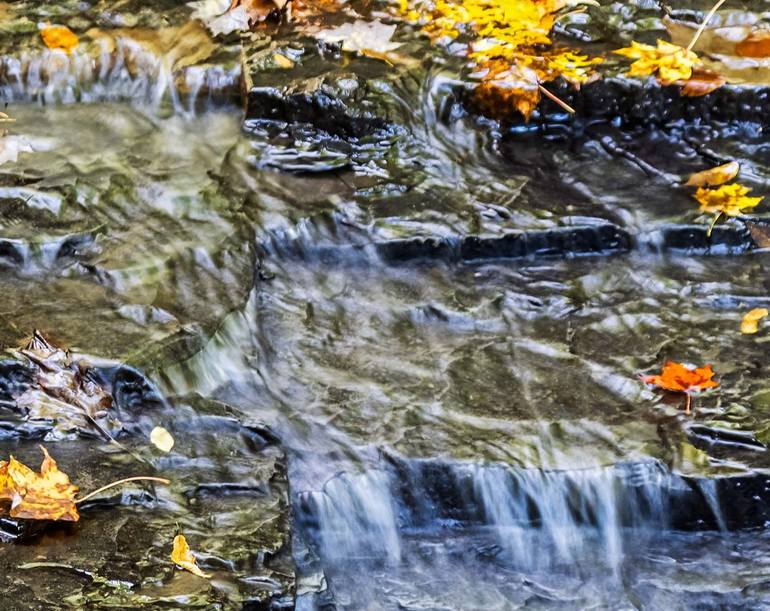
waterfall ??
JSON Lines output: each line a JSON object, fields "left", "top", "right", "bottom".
{"left": 0, "top": 41, "right": 239, "bottom": 113}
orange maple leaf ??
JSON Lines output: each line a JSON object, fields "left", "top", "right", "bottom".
{"left": 641, "top": 361, "right": 718, "bottom": 414}
{"left": 0, "top": 446, "right": 79, "bottom": 522}
{"left": 40, "top": 26, "right": 79, "bottom": 54}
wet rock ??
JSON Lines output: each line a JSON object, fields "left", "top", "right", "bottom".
{"left": 0, "top": 398, "right": 294, "bottom": 609}
{"left": 461, "top": 78, "right": 770, "bottom": 128}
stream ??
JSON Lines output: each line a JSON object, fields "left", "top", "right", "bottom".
{"left": 2, "top": 0, "right": 770, "bottom": 609}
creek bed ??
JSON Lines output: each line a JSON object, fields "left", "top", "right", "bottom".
{"left": 2, "top": 0, "right": 770, "bottom": 609}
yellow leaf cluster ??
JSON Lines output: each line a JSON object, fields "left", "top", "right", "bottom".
{"left": 397, "top": 0, "right": 600, "bottom": 119}
{"left": 694, "top": 183, "right": 763, "bottom": 217}
{"left": 0, "top": 446, "right": 79, "bottom": 522}
{"left": 614, "top": 39, "right": 699, "bottom": 85}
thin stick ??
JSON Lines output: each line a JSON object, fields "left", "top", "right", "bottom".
{"left": 686, "top": 0, "right": 728, "bottom": 52}
{"left": 538, "top": 84, "right": 575, "bottom": 114}
{"left": 75, "top": 476, "right": 170, "bottom": 504}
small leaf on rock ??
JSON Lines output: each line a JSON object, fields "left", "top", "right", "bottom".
{"left": 679, "top": 69, "right": 727, "bottom": 97}
{"left": 150, "top": 426, "right": 175, "bottom": 453}
{"left": 685, "top": 161, "right": 740, "bottom": 187}
{"left": 171, "top": 534, "right": 211, "bottom": 578}
{"left": 40, "top": 25, "right": 79, "bottom": 54}
{"left": 741, "top": 308, "right": 769, "bottom": 334}
{"left": 736, "top": 31, "right": 770, "bottom": 58}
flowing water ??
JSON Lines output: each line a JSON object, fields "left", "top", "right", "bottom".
{"left": 2, "top": 1, "right": 770, "bottom": 609}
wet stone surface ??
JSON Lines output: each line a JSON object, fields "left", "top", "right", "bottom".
{"left": 2, "top": 0, "right": 770, "bottom": 609}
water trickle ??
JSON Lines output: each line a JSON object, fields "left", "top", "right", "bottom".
{"left": 1, "top": 42, "right": 239, "bottom": 113}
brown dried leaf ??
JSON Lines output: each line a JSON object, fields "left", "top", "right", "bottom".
{"left": 679, "top": 69, "right": 727, "bottom": 97}
{"left": 735, "top": 30, "right": 770, "bottom": 58}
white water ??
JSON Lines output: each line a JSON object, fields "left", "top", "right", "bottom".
{"left": 0, "top": 42, "right": 239, "bottom": 113}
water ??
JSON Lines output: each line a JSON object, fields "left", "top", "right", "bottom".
{"left": 2, "top": 1, "right": 770, "bottom": 609}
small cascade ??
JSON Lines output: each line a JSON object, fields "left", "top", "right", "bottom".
{"left": 301, "top": 470, "right": 402, "bottom": 564}
{"left": 471, "top": 461, "right": 668, "bottom": 573}
{"left": 0, "top": 40, "right": 239, "bottom": 112}
{"left": 295, "top": 457, "right": 729, "bottom": 579}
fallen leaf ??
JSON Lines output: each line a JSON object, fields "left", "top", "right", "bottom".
{"left": 273, "top": 52, "right": 294, "bottom": 69}
{"left": 694, "top": 183, "right": 764, "bottom": 217}
{"left": 472, "top": 78, "right": 541, "bottom": 122}
{"left": 0, "top": 446, "right": 79, "bottom": 522}
{"left": 685, "top": 161, "right": 740, "bottom": 187}
{"left": 642, "top": 362, "right": 719, "bottom": 394}
{"left": 398, "top": 0, "right": 600, "bottom": 120}
{"left": 171, "top": 534, "right": 211, "bottom": 578}
{"left": 741, "top": 308, "right": 769, "bottom": 334}
{"left": 736, "top": 30, "right": 770, "bottom": 58}
{"left": 150, "top": 426, "right": 175, "bottom": 453}
{"left": 748, "top": 222, "right": 770, "bottom": 248}
{"left": 641, "top": 361, "right": 718, "bottom": 414}
{"left": 12, "top": 331, "right": 114, "bottom": 439}
{"left": 315, "top": 20, "right": 402, "bottom": 55}
{"left": 188, "top": 0, "right": 286, "bottom": 35}
{"left": 614, "top": 39, "right": 700, "bottom": 85}
{"left": 679, "top": 68, "right": 726, "bottom": 97}
{"left": 40, "top": 25, "right": 79, "bottom": 54}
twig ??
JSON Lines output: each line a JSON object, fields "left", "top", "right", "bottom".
{"left": 75, "top": 476, "right": 171, "bottom": 504}
{"left": 537, "top": 83, "right": 575, "bottom": 114}
{"left": 686, "top": 0, "right": 728, "bottom": 52}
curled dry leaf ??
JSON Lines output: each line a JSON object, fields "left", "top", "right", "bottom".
{"left": 150, "top": 426, "right": 175, "bottom": 453}
{"left": 171, "top": 534, "right": 211, "bottom": 578}
{"left": 0, "top": 446, "right": 79, "bottom": 522}
{"left": 694, "top": 183, "right": 764, "bottom": 217}
{"left": 613, "top": 39, "right": 699, "bottom": 85}
{"left": 14, "top": 330, "right": 114, "bottom": 440}
{"left": 40, "top": 25, "right": 79, "bottom": 54}
{"left": 741, "top": 308, "right": 769, "bottom": 334}
{"left": 685, "top": 161, "right": 740, "bottom": 187}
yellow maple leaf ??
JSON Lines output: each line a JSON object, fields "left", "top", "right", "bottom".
{"left": 694, "top": 184, "right": 763, "bottom": 217}
{"left": 40, "top": 25, "right": 79, "bottom": 54}
{"left": 614, "top": 39, "right": 699, "bottom": 84}
{"left": 0, "top": 446, "right": 79, "bottom": 522}
{"left": 171, "top": 534, "right": 211, "bottom": 578}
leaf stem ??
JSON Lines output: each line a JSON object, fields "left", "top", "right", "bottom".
{"left": 706, "top": 211, "right": 722, "bottom": 237}
{"left": 75, "top": 476, "right": 170, "bottom": 504}
{"left": 538, "top": 84, "right": 576, "bottom": 114}
{"left": 686, "top": 0, "right": 728, "bottom": 52}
